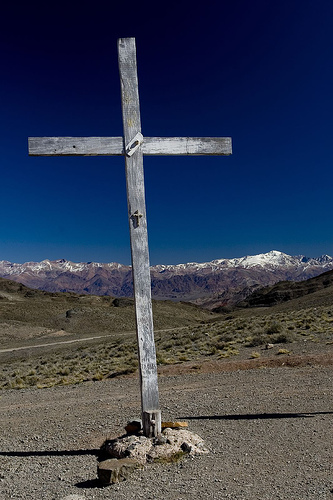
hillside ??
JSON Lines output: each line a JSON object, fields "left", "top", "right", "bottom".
{"left": 0, "top": 277, "right": 216, "bottom": 348}
{"left": 236, "top": 269, "right": 333, "bottom": 308}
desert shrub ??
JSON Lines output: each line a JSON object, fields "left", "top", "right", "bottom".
{"left": 26, "top": 375, "right": 39, "bottom": 386}
{"left": 218, "top": 345, "right": 239, "bottom": 358}
{"left": 234, "top": 320, "right": 247, "bottom": 331}
{"left": 265, "top": 321, "right": 282, "bottom": 335}
{"left": 156, "top": 351, "right": 168, "bottom": 365}
{"left": 161, "top": 340, "right": 175, "bottom": 351}
{"left": 58, "top": 367, "right": 70, "bottom": 376}
{"left": 156, "top": 352, "right": 176, "bottom": 365}
{"left": 189, "top": 331, "right": 203, "bottom": 341}
{"left": 277, "top": 348, "right": 291, "bottom": 355}
{"left": 246, "top": 335, "right": 268, "bottom": 347}
{"left": 217, "top": 333, "right": 234, "bottom": 343}
{"left": 270, "top": 332, "right": 296, "bottom": 344}
{"left": 13, "top": 377, "right": 25, "bottom": 389}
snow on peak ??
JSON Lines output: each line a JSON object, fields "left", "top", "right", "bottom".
{"left": 235, "top": 250, "right": 296, "bottom": 268}
{"left": 0, "top": 251, "right": 332, "bottom": 278}
{"left": 152, "top": 250, "right": 333, "bottom": 273}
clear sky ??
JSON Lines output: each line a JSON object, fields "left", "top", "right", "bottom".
{"left": 1, "top": 0, "right": 332, "bottom": 265}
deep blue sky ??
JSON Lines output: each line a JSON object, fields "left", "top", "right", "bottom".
{"left": 1, "top": 0, "right": 332, "bottom": 265}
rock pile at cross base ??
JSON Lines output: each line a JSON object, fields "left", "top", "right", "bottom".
{"left": 98, "top": 427, "right": 208, "bottom": 484}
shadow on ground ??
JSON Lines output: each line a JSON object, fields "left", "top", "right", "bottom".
{"left": 75, "top": 479, "right": 108, "bottom": 489}
{"left": 180, "top": 411, "right": 333, "bottom": 421}
{"left": 0, "top": 448, "right": 99, "bottom": 457}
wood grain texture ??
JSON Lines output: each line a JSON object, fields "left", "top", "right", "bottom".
{"left": 29, "top": 136, "right": 231, "bottom": 156}
{"left": 143, "top": 136, "right": 232, "bottom": 155}
{"left": 118, "top": 37, "right": 161, "bottom": 430}
{"left": 28, "top": 137, "right": 123, "bottom": 156}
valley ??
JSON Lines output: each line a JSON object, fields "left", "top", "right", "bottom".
{"left": 1, "top": 268, "right": 332, "bottom": 391}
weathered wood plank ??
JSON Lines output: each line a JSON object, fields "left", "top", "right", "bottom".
{"left": 118, "top": 37, "right": 161, "bottom": 435}
{"left": 29, "top": 136, "right": 231, "bottom": 156}
{"left": 143, "top": 136, "right": 232, "bottom": 156}
{"left": 28, "top": 137, "right": 124, "bottom": 156}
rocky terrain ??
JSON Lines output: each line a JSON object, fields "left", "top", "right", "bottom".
{"left": 1, "top": 361, "right": 332, "bottom": 499}
{"left": 1, "top": 251, "right": 332, "bottom": 307}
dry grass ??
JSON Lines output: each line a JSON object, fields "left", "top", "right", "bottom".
{"left": 1, "top": 302, "right": 332, "bottom": 390}
{"left": 0, "top": 337, "right": 139, "bottom": 389}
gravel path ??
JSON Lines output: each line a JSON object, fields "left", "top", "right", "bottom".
{"left": 1, "top": 363, "right": 332, "bottom": 499}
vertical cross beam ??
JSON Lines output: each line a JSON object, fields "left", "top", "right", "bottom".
{"left": 28, "top": 37, "right": 232, "bottom": 437}
{"left": 118, "top": 38, "right": 161, "bottom": 437}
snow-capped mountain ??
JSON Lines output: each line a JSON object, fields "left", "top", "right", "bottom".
{"left": 0, "top": 251, "right": 332, "bottom": 307}
{"left": 153, "top": 250, "right": 332, "bottom": 273}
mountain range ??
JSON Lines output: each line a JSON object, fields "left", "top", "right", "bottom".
{"left": 0, "top": 250, "right": 332, "bottom": 308}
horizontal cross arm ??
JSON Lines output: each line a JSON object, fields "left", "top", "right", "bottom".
{"left": 28, "top": 137, "right": 124, "bottom": 156}
{"left": 143, "top": 137, "right": 232, "bottom": 156}
{"left": 28, "top": 136, "right": 232, "bottom": 156}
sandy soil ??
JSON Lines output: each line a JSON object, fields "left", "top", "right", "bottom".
{"left": 1, "top": 351, "right": 333, "bottom": 500}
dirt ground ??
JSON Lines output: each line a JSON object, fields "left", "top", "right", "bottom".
{"left": 1, "top": 348, "right": 333, "bottom": 500}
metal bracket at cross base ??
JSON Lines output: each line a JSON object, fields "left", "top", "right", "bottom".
{"left": 143, "top": 410, "right": 162, "bottom": 438}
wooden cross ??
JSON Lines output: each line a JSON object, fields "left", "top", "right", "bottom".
{"left": 28, "top": 37, "right": 232, "bottom": 437}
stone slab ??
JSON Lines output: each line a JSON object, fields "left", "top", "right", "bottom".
{"left": 97, "top": 458, "right": 140, "bottom": 484}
